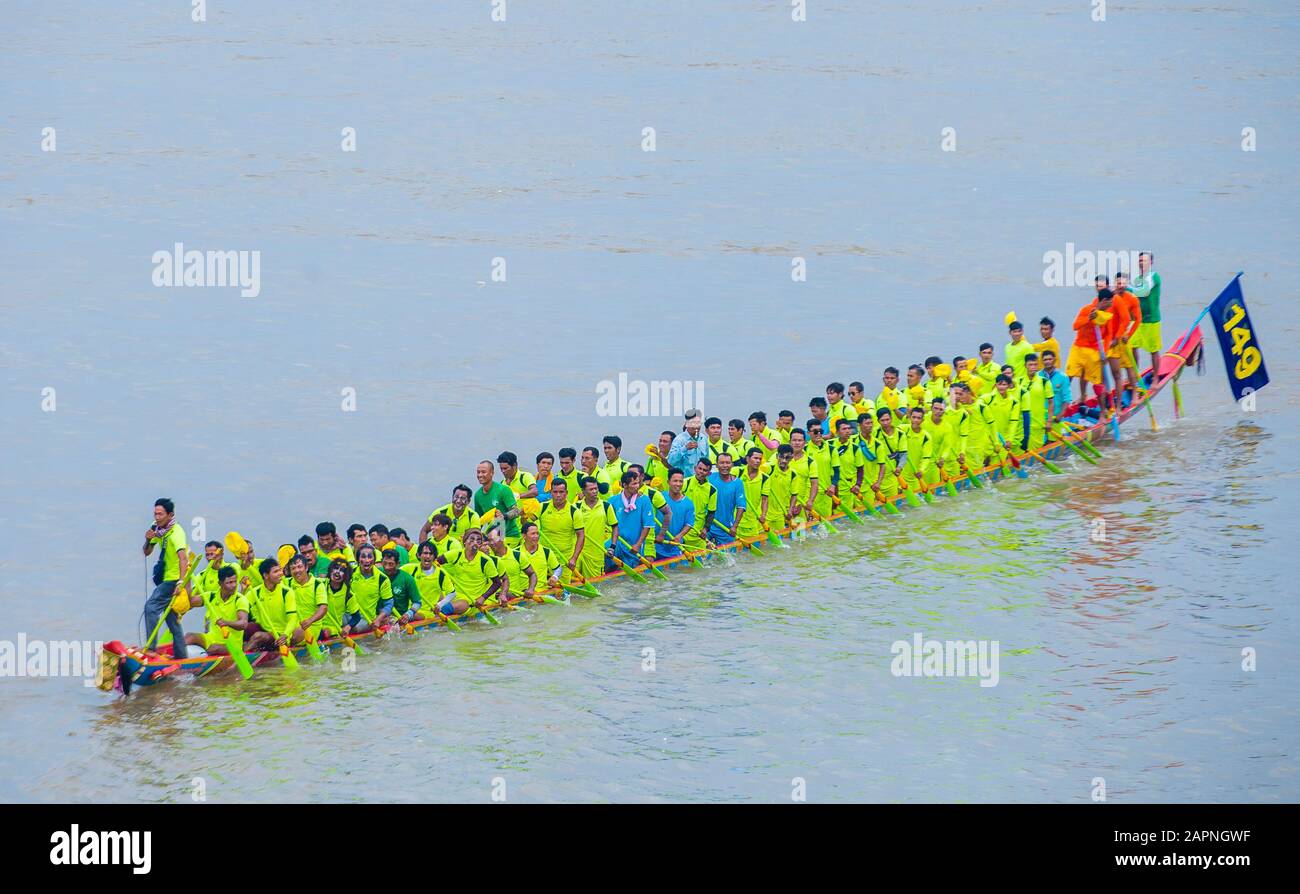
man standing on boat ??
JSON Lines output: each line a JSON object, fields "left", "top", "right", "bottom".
{"left": 142, "top": 497, "right": 189, "bottom": 658}
{"left": 663, "top": 409, "right": 708, "bottom": 473}
{"left": 1130, "top": 251, "right": 1163, "bottom": 379}
{"left": 1067, "top": 290, "right": 1116, "bottom": 403}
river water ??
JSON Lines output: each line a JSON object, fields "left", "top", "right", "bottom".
{"left": 1, "top": 1, "right": 1297, "bottom": 802}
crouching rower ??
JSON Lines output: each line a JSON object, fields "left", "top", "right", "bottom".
{"left": 184, "top": 565, "right": 248, "bottom": 657}
{"left": 433, "top": 529, "right": 505, "bottom": 617}
{"left": 405, "top": 542, "right": 458, "bottom": 621}
{"left": 487, "top": 526, "right": 540, "bottom": 600}
{"left": 286, "top": 554, "right": 329, "bottom": 643}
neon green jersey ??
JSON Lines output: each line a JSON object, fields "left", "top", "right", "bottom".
{"left": 788, "top": 453, "right": 820, "bottom": 503}
{"left": 445, "top": 550, "right": 502, "bottom": 601}
{"left": 831, "top": 438, "right": 864, "bottom": 488}
{"left": 922, "top": 414, "right": 956, "bottom": 464}
{"left": 538, "top": 500, "right": 584, "bottom": 561}
{"left": 1004, "top": 339, "right": 1034, "bottom": 382}
{"left": 403, "top": 563, "right": 457, "bottom": 607}
{"left": 149, "top": 525, "right": 189, "bottom": 582}
{"left": 519, "top": 543, "right": 561, "bottom": 587}
{"left": 250, "top": 582, "right": 298, "bottom": 638}
{"left": 288, "top": 577, "right": 329, "bottom": 630}
{"left": 578, "top": 498, "right": 618, "bottom": 564}
{"left": 767, "top": 466, "right": 797, "bottom": 521}
{"left": 682, "top": 476, "right": 718, "bottom": 534}
{"left": 194, "top": 560, "right": 238, "bottom": 596}
{"left": 902, "top": 426, "right": 934, "bottom": 479}
{"left": 738, "top": 469, "right": 770, "bottom": 534}
{"left": 344, "top": 569, "right": 392, "bottom": 621}
{"left": 432, "top": 504, "right": 482, "bottom": 542}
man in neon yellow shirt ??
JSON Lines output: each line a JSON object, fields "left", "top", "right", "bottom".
{"left": 901, "top": 406, "right": 935, "bottom": 494}
{"left": 682, "top": 458, "right": 719, "bottom": 550}
{"left": 183, "top": 566, "right": 248, "bottom": 658}
{"left": 950, "top": 382, "right": 991, "bottom": 476}
{"left": 922, "top": 398, "right": 955, "bottom": 487}
{"left": 285, "top": 553, "right": 329, "bottom": 641}
{"left": 831, "top": 418, "right": 865, "bottom": 511}
{"left": 578, "top": 476, "right": 619, "bottom": 579}
{"left": 580, "top": 446, "right": 614, "bottom": 498}
{"left": 774, "top": 410, "right": 796, "bottom": 444}
{"left": 870, "top": 407, "right": 907, "bottom": 502}
{"left": 498, "top": 450, "right": 539, "bottom": 519}
{"left": 746, "top": 412, "right": 782, "bottom": 465}
{"left": 787, "top": 429, "right": 822, "bottom": 525}
{"left": 728, "top": 418, "right": 758, "bottom": 462}
{"left": 876, "top": 367, "right": 907, "bottom": 421}
{"left": 408, "top": 543, "right": 457, "bottom": 621}
{"left": 984, "top": 374, "right": 1026, "bottom": 463}
{"left": 848, "top": 381, "right": 875, "bottom": 420}
{"left": 518, "top": 521, "right": 562, "bottom": 593}
{"left": 536, "top": 479, "right": 586, "bottom": 584}
{"left": 1019, "top": 353, "right": 1050, "bottom": 448}
{"left": 1004, "top": 321, "right": 1034, "bottom": 383}
{"left": 767, "top": 444, "right": 799, "bottom": 531}
{"left": 737, "top": 448, "right": 771, "bottom": 539}
{"left": 487, "top": 527, "right": 538, "bottom": 601}
{"left": 421, "top": 484, "right": 482, "bottom": 544}
{"left": 245, "top": 558, "right": 301, "bottom": 652}
{"left": 193, "top": 541, "right": 238, "bottom": 597}
{"left": 644, "top": 431, "right": 675, "bottom": 488}
{"left": 974, "top": 343, "right": 999, "bottom": 392}
{"left": 601, "top": 436, "right": 631, "bottom": 491}
{"left": 826, "top": 382, "right": 859, "bottom": 428}
{"left": 434, "top": 529, "right": 504, "bottom": 617}
{"left": 703, "top": 417, "right": 742, "bottom": 468}
{"left": 804, "top": 421, "right": 836, "bottom": 521}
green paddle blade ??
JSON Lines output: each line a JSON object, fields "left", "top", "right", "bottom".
{"left": 279, "top": 645, "right": 299, "bottom": 671}
{"left": 691, "top": 556, "right": 706, "bottom": 569}
{"left": 228, "top": 643, "right": 254, "bottom": 680}
{"left": 884, "top": 500, "right": 903, "bottom": 515}
{"left": 944, "top": 480, "right": 958, "bottom": 497}
{"left": 538, "top": 594, "right": 565, "bottom": 606}
{"left": 650, "top": 563, "right": 670, "bottom": 581}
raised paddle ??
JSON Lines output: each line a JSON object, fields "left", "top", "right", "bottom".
{"left": 197, "top": 590, "right": 254, "bottom": 680}
{"left": 224, "top": 530, "right": 251, "bottom": 559}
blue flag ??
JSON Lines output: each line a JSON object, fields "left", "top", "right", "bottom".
{"left": 1206, "top": 274, "right": 1268, "bottom": 402}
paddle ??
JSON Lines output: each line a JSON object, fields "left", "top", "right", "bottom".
{"left": 938, "top": 470, "right": 959, "bottom": 497}
{"left": 1096, "top": 324, "right": 1122, "bottom": 441}
{"left": 474, "top": 600, "right": 501, "bottom": 625}
{"left": 807, "top": 508, "right": 839, "bottom": 535}
{"left": 277, "top": 543, "right": 296, "bottom": 569}
{"left": 617, "top": 536, "right": 669, "bottom": 581}
{"left": 1048, "top": 423, "right": 1097, "bottom": 465}
{"left": 903, "top": 455, "right": 934, "bottom": 505}
{"left": 831, "top": 494, "right": 866, "bottom": 524}
{"left": 609, "top": 549, "right": 651, "bottom": 583}
{"left": 894, "top": 470, "right": 925, "bottom": 507}
{"left": 995, "top": 433, "right": 1029, "bottom": 479}
{"left": 536, "top": 529, "right": 602, "bottom": 596}
{"left": 1059, "top": 420, "right": 1104, "bottom": 458}
{"left": 1123, "top": 340, "right": 1158, "bottom": 432}
{"left": 958, "top": 459, "right": 984, "bottom": 489}
{"left": 197, "top": 590, "right": 254, "bottom": 680}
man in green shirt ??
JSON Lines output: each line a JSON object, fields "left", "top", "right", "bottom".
{"left": 297, "top": 536, "right": 332, "bottom": 576}
{"left": 1004, "top": 321, "right": 1034, "bottom": 383}
{"left": 1130, "top": 250, "right": 1163, "bottom": 376}
{"left": 473, "top": 460, "right": 522, "bottom": 546}
{"left": 381, "top": 549, "right": 423, "bottom": 625}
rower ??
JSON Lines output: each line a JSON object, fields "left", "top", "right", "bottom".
{"left": 1005, "top": 321, "right": 1033, "bottom": 383}
{"left": 831, "top": 418, "right": 865, "bottom": 512}
{"left": 747, "top": 411, "right": 782, "bottom": 465}
{"left": 601, "top": 436, "right": 631, "bottom": 487}
{"left": 1034, "top": 317, "right": 1061, "bottom": 367}
{"left": 555, "top": 447, "right": 584, "bottom": 502}
{"left": 974, "top": 343, "right": 999, "bottom": 393}
{"left": 727, "top": 418, "right": 757, "bottom": 462}
{"left": 807, "top": 397, "right": 832, "bottom": 437}
{"left": 774, "top": 410, "right": 796, "bottom": 444}
{"left": 704, "top": 417, "right": 742, "bottom": 468}
{"left": 434, "top": 529, "right": 505, "bottom": 618}
{"left": 1110, "top": 271, "right": 1142, "bottom": 394}
{"left": 534, "top": 451, "right": 556, "bottom": 505}
{"left": 870, "top": 407, "right": 907, "bottom": 504}
{"left": 286, "top": 554, "right": 329, "bottom": 643}
{"left": 644, "top": 431, "right": 675, "bottom": 488}
{"left": 315, "top": 522, "right": 354, "bottom": 564}
{"left": 297, "top": 536, "right": 330, "bottom": 577}
{"left": 1020, "top": 353, "right": 1050, "bottom": 448}
{"left": 788, "top": 428, "right": 824, "bottom": 524}
{"left": 804, "top": 419, "right": 836, "bottom": 520}
{"left": 985, "top": 374, "right": 1026, "bottom": 458}
{"left": 629, "top": 464, "right": 672, "bottom": 561}
{"left": 706, "top": 452, "right": 745, "bottom": 544}
{"left": 193, "top": 541, "right": 237, "bottom": 599}
{"left": 420, "top": 484, "right": 482, "bottom": 544}
{"left": 577, "top": 475, "right": 619, "bottom": 580}
{"left": 342, "top": 544, "right": 393, "bottom": 634}
{"left": 183, "top": 566, "right": 248, "bottom": 658}
{"left": 767, "top": 444, "right": 798, "bottom": 532}
{"left": 904, "top": 364, "right": 927, "bottom": 413}
{"left": 950, "top": 381, "right": 992, "bottom": 475}
{"left": 141, "top": 497, "right": 189, "bottom": 658}
{"left": 473, "top": 459, "right": 522, "bottom": 547}
{"left": 408, "top": 543, "right": 457, "bottom": 620}
{"left": 826, "top": 382, "right": 858, "bottom": 428}
{"left": 368, "top": 524, "right": 408, "bottom": 564}
{"left": 682, "top": 459, "right": 719, "bottom": 551}
{"left": 381, "top": 548, "right": 423, "bottom": 625}
{"left": 517, "top": 522, "right": 562, "bottom": 592}
{"left": 848, "top": 382, "right": 875, "bottom": 420}
{"left": 901, "top": 407, "right": 935, "bottom": 496}
{"left": 536, "top": 478, "right": 585, "bottom": 584}
{"left": 1067, "top": 290, "right": 1116, "bottom": 403}
{"left": 244, "top": 557, "right": 302, "bottom": 652}
{"left": 610, "top": 470, "right": 655, "bottom": 571}
{"left": 876, "top": 367, "right": 906, "bottom": 420}
{"left": 922, "top": 398, "right": 955, "bottom": 486}
{"left": 346, "top": 523, "right": 368, "bottom": 556}
{"left": 487, "top": 527, "right": 537, "bottom": 601}
{"left": 580, "top": 446, "right": 613, "bottom": 497}
{"left": 498, "top": 451, "right": 539, "bottom": 510}
{"left": 736, "top": 447, "right": 770, "bottom": 540}
{"left": 319, "top": 560, "right": 351, "bottom": 639}
{"left": 658, "top": 469, "right": 695, "bottom": 559}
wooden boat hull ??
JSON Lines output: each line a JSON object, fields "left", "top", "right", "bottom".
{"left": 100, "top": 324, "right": 1205, "bottom": 692}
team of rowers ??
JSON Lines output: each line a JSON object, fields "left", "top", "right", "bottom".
{"left": 140, "top": 267, "right": 1164, "bottom": 662}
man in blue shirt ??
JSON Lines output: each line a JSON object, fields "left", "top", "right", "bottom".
{"left": 665, "top": 409, "right": 709, "bottom": 473}
{"left": 707, "top": 453, "right": 746, "bottom": 544}
{"left": 609, "top": 470, "right": 655, "bottom": 569}
{"left": 657, "top": 469, "right": 695, "bottom": 559}
{"left": 1039, "top": 349, "right": 1073, "bottom": 422}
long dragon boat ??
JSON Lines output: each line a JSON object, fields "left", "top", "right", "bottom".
{"left": 96, "top": 321, "right": 1206, "bottom": 695}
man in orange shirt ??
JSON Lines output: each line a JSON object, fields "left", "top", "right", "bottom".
{"left": 1066, "top": 290, "right": 1118, "bottom": 403}
{"left": 1107, "top": 271, "right": 1142, "bottom": 395}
